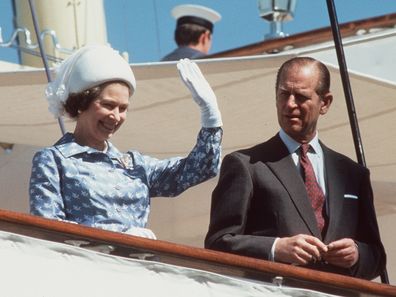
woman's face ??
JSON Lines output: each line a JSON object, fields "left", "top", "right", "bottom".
{"left": 74, "top": 82, "right": 130, "bottom": 150}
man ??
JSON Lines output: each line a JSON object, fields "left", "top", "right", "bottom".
{"left": 161, "top": 4, "right": 221, "bottom": 61}
{"left": 205, "top": 57, "right": 386, "bottom": 280}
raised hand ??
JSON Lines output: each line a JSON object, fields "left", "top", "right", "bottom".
{"left": 177, "top": 58, "right": 222, "bottom": 128}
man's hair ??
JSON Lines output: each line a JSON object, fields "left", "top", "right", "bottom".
{"left": 175, "top": 23, "right": 208, "bottom": 46}
{"left": 275, "top": 57, "right": 331, "bottom": 98}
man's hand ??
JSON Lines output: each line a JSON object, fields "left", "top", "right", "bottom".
{"left": 323, "top": 238, "right": 359, "bottom": 268}
{"left": 275, "top": 234, "right": 328, "bottom": 265}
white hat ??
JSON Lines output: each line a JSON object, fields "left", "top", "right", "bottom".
{"left": 172, "top": 4, "right": 221, "bottom": 33}
{"left": 45, "top": 45, "right": 136, "bottom": 118}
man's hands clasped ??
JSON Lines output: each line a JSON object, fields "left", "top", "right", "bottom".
{"left": 275, "top": 235, "right": 359, "bottom": 268}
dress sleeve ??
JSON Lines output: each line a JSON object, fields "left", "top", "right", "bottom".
{"left": 29, "top": 149, "right": 66, "bottom": 220}
{"left": 141, "top": 127, "right": 222, "bottom": 197}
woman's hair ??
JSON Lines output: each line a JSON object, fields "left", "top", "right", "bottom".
{"left": 64, "top": 80, "right": 130, "bottom": 119}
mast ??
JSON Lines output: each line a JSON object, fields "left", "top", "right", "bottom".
{"left": 325, "top": 0, "right": 389, "bottom": 284}
{"left": 15, "top": 0, "right": 108, "bottom": 135}
{"left": 28, "top": 0, "right": 66, "bottom": 134}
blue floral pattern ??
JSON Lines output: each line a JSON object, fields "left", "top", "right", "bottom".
{"left": 29, "top": 128, "right": 222, "bottom": 233}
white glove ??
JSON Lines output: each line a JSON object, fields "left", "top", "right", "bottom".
{"left": 177, "top": 58, "right": 223, "bottom": 128}
{"left": 125, "top": 227, "right": 157, "bottom": 239}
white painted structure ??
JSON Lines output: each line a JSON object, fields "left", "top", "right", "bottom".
{"left": 14, "top": 0, "right": 107, "bottom": 67}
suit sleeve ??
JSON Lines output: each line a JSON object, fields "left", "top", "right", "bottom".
{"left": 204, "top": 153, "right": 276, "bottom": 260}
{"left": 351, "top": 169, "right": 386, "bottom": 280}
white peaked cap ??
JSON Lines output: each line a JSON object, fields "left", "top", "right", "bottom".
{"left": 172, "top": 4, "right": 221, "bottom": 32}
{"left": 46, "top": 45, "right": 136, "bottom": 118}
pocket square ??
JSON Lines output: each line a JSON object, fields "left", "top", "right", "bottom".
{"left": 344, "top": 194, "right": 358, "bottom": 199}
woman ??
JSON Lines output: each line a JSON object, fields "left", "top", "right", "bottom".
{"left": 29, "top": 45, "right": 222, "bottom": 239}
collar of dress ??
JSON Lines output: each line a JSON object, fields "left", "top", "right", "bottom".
{"left": 54, "top": 132, "right": 123, "bottom": 159}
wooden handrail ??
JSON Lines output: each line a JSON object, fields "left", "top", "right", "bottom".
{"left": 207, "top": 13, "right": 396, "bottom": 58}
{"left": 0, "top": 208, "right": 395, "bottom": 296}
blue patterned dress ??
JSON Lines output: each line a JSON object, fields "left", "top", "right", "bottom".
{"left": 29, "top": 128, "right": 222, "bottom": 233}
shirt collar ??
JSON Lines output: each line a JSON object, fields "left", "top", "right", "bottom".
{"left": 279, "top": 129, "right": 321, "bottom": 154}
{"left": 55, "top": 133, "right": 123, "bottom": 158}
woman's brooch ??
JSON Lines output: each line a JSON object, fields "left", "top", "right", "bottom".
{"left": 119, "top": 154, "right": 133, "bottom": 169}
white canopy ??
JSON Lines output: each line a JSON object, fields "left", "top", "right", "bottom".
{"left": 0, "top": 229, "right": 341, "bottom": 297}
{"left": 1, "top": 46, "right": 395, "bottom": 178}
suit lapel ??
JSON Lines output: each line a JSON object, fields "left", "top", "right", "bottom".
{"left": 321, "top": 144, "right": 346, "bottom": 242}
{"left": 265, "top": 135, "right": 321, "bottom": 238}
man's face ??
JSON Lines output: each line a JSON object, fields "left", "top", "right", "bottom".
{"left": 276, "top": 64, "right": 332, "bottom": 143}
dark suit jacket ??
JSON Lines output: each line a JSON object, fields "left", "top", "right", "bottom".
{"left": 205, "top": 134, "right": 386, "bottom": 280}
{"left": 161, "top": 46, "right": 205, "bottom": 61}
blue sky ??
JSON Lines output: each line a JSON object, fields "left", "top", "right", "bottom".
{"left": 1, "top": 0, "right": 396, "bottom": 63}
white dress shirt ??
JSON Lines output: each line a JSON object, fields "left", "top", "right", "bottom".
{"left": 279, "top": 129, "right": 326, "bottom": 196}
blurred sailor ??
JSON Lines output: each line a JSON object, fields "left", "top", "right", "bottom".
{"left": 161, "top": 4, "right": 221, "bottom": 61}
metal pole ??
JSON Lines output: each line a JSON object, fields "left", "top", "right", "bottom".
{"left": 325, "top": 0, "right": 365, "bottom": 166}
{"left": 28, "top": 0, "right": 66, "bottom": 135}
{"left": 325, "top": 0, "right": 389, "bottom": 284}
